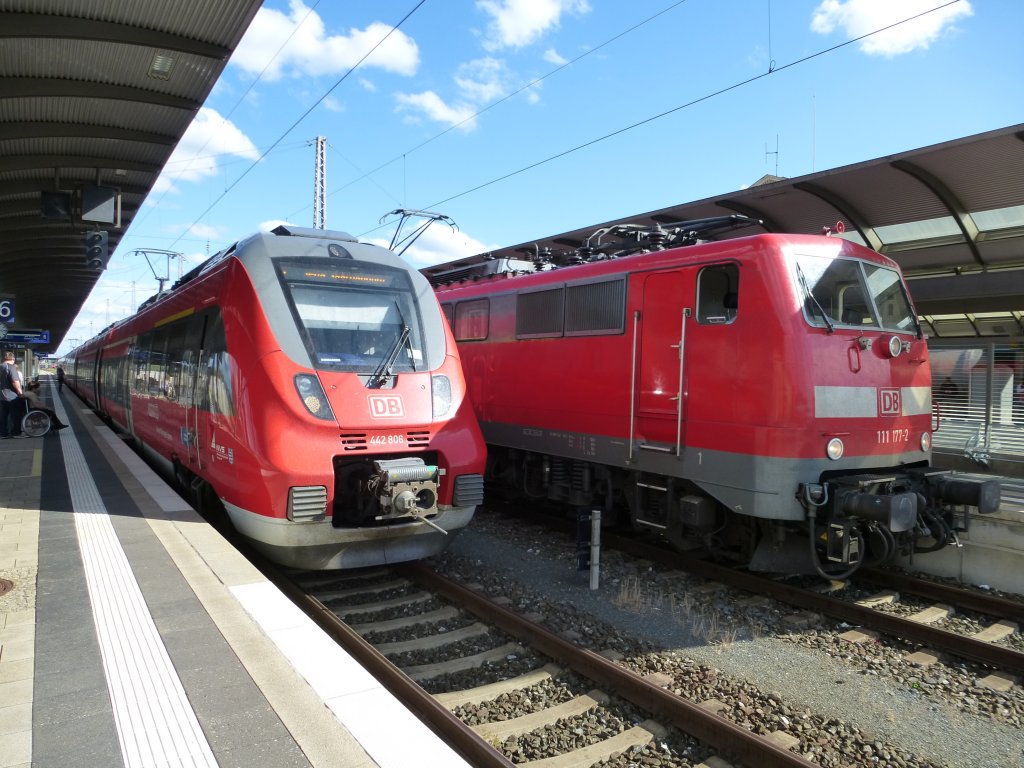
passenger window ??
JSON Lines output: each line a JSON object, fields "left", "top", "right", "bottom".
{"left": 440, "top": 303, "right": 454, "bottom": 328}
{"left": 696, "top": 264, "right": 739, "bottom": 324}
{"left": 454, "top": 299, "right": 489, "bottom": 341}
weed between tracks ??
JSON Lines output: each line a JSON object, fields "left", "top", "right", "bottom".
{"left": 613, "top": 576, "right": 739, "bottom": 648}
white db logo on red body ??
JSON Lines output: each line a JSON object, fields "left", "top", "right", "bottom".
{"left": 878, "top": 388, "right": 901, "bottom": 416}
{"left": 368, "top": 395, "right": 405, "bottom": 418}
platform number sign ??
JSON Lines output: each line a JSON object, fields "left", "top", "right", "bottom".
{"left": 0, "top": 297, "right": 13, "bottom": 327}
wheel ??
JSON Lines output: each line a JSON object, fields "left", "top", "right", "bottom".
{"left": 22, "top": 410, "right": 51, "bottom": 437}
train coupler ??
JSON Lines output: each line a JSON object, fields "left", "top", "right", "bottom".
{"left": 369, "top": 458, "right": 440, "bottom": 523}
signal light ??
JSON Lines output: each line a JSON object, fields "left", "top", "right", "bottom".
{"left": 85, "top": 230, "right": 109, "bottom": 270}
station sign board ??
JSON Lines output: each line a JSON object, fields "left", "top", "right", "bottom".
{"left": 3, "top": 329, "right": 50, "bottom": 345}
{"left": 0, "top": 296, "right": 14, "bottom": 326}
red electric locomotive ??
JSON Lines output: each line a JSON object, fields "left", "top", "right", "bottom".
{"left": 64, "top": 225, "right": 486, "bottom": 569}
{"left": 430, "top": 217, "right": 998, "bottom": 576}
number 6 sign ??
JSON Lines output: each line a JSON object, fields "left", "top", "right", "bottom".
{"left": 0, "top": 298, "right": 14, "bottom": 325}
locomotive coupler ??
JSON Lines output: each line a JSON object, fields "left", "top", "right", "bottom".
{"left": 369, "top": 458, "right": 441, "bottom": 525}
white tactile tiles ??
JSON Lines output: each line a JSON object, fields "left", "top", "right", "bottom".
{"left": 231, "top": 581, "right": 471, "bottom": 768}
{"left": 55, "top": 397, "right": 218, "bottom": 768}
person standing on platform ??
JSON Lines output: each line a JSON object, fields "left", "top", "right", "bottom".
{"left": 0, "top": 351, "right": 28, "bottom": 438}
{"left": 56, "top": 364, "right": 65, "bottom": 393}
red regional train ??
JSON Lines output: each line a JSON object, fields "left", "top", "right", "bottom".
{"left": 429, "top": 217, "right": 999, "bottom": 577}
{"left": 63, "top": 225, "right": 486, "bottom": 569}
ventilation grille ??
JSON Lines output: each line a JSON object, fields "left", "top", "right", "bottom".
{"left": 341, "top": 433, "right": 367, "bottom": 451}
{"left": 407, "top": 430, "right": 430, "bottom": 446}
{"left": 288, "top": 486, "right": 328, "bottom": 521}
{"left": 453, "top": 474, "right": 485, "bottom": 508}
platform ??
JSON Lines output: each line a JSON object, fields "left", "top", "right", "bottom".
{"left": 0, "top": 381, "right": 470, "bottom": 768}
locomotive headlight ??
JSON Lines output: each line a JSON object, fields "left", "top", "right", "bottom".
{"left": 826, "top": 437, "right": 844, "bottom": 461}
{"left": 887, "top": 335, "right": 903, "bottom": 358}
{"left": 920, "top": 432, "right": 932, "bottom": 452}
{"left": 432, "top": 374, "right": 452, "bottom": 419}
{"left": 294, "top": 374, "right": 335, "bottom": 421}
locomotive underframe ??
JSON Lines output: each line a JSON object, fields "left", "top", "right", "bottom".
{"left": 486, "top": 441, "right": 1001, "bottom": 576}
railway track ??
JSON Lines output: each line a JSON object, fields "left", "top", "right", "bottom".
{"left": 280, "top": 564, "right": 822, "bottom": 768}
{"left": 493, "top": 505, "right": 1024, "bottom": 680}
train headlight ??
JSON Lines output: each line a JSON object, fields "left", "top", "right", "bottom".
{"left": 294, "top": 374, "right": 335, "bottom": 421}
{"left": 886, "top": 335, "right": 903, "bottom": 358}
{"left": 432, "top": 374, "right": 452, "bottom": 419}
{"left": 920, "top": 432, "right": 932, "bottom": 452}
{"left": 826, "top": 437, "right": 844, "bottom": 461}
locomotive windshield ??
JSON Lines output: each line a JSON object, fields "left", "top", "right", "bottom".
{"left": 278, "top": 260, "right": 425, "bottom": 373}
{"left": 794, "top": 255, "right": 917, "bottom": 334}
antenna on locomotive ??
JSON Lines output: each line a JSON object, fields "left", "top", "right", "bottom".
{"left": 380, "top": 209, "right": 457, "bottom": 257}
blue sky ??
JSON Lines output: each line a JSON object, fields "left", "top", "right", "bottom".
{"left": 58, "top": 0, "right": 1022, "bottom": 352}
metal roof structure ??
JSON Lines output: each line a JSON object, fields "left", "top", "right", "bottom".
{"left": 0, "top": 0, "right": 263, "bottom": 354}
{"left": 424, "top": 123, "right": 1024, "bottom": 321}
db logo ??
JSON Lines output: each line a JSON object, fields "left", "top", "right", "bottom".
{"left": 368, "top": 395, "right": 405, "bottom": 418}
{"left": 878, "top": 388, "right": 901, "bottom": 416}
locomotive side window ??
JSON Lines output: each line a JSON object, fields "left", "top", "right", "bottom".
{"left": 440, "top": 302, "right": 454, "bottom": 327}
{"left": 696, "top": 264, "right": 739, "bottom": 324}
{"left": 516, "top": 287, "right": 564, "bottom": 338}
{"left": 565, "top": 278, "right": 626, "bottom": 336}
{"left": 454, "top": 299, "right": 489, "bottom": 341}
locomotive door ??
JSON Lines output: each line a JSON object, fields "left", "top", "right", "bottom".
{"left": 635, "top": 271, "right": 693, "bottom": 455}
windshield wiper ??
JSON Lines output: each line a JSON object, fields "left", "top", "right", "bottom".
{"left": 796, "top": 263, "right": 834, "bottom": 334}
{"left": 368, "top": 324, "right": 410, "bottom": 388}
{"left": 368, "top": 302, "right": 416, "bottom": 388}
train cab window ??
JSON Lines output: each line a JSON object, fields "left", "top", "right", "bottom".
{"left": 454, "top": 299, "right": 489, "bottom": 341}
{"left": 794, "top": 255, "right": 915, "bottom": 332}
{"left": 278, "top": 260, "right": 425, "bottom": 373}
{"left": 696, "top": 264, "right": 739, "bottom": 324}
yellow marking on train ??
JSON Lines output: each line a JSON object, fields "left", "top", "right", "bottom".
{"left": 155, "top": 307, "right": 195, "bottom": 326}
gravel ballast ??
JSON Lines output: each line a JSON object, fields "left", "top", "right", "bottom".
{"left": 432, "top": 508, "right": 1024, "bottom": 768}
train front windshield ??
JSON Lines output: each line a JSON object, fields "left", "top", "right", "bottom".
{"left": 794, "top": 254, "right": 917, "bottom": 333}
{"left": 279, "top": 260, "right": 425, "bottom": 373}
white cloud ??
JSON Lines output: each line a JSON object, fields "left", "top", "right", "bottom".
{"left": 477, "top": 0, "right": 591, "bottom": 50}
{"left": 323, "top": 95, "right": 345, "bottom": 113}
{"left": 187, "top": 223, "right": 223, "bottom": 240}
{"left": 811, "top": 0, "right": 972, "bottom": 57}
{"left": 395, "top": 91, "right": 478, "bottom": 131}
{"left": 154, "top": 108, "right": 260, "bottom": 194}
{"left": 370, "top": 225, "right": 499, "bottom": 268}
{"left": 543, "top": 47, "right": 568, "bottom": 65}
{"left": 359, "top": 77, "right": 378, "bottom": 92}
{"left": 454, "top": 57, "right": 511, "bottom": 102}
{"left": 231, "top": 0, "right": 419, "bottom": 79}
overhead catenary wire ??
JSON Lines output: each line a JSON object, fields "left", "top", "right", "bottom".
{"left": 169, "top": 0, "right": 430, "bottom": 250}
{"left": 358, "top": 0, "right": 966, "bottom": 237}
{"left": 291, "top": 0, "right": 696, "bottom": 222}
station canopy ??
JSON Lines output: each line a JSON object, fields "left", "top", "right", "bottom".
{"left": 425, "top": 123, "right": 1024, "bottom": 337}
{"left": 0, "top": 0, "right": 263, "bottom": 354}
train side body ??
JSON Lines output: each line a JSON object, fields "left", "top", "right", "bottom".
{"left": 435, "top": 232, "right": 995, "bottom": 574}
{"left": 65, "top": 227, "right": 486, "bottom": 569}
